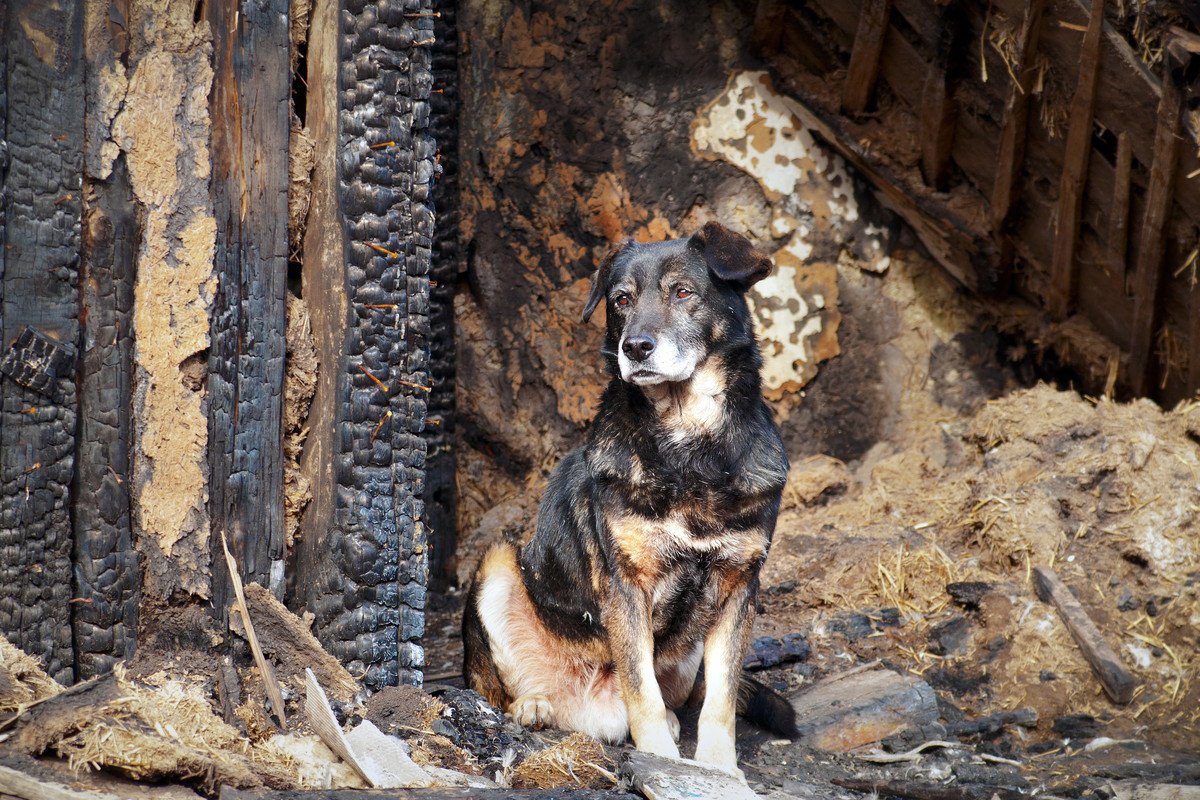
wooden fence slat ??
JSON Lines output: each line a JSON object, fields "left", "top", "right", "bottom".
{"left": 207, "top": 0, "right": 290, "bottom": 608}
{"left": 1129, "top": 57, "right": 1184, "bottom": 396}
{"left": 0, "top": 0, "right": 85, "bottom": 684}
{"left": 989, "top": 0, "right": 1047, "bottom": 233}
{"left": 1110, "top": 132, "right": 1133, "bottom": 284}
{"left": 1048, "top": 0, "right": 1105, "bottom": 321}
{"left": 841, "top": 0, "right": 892, "bottom": 114}
{"left": 918, "top": 4, "right": 964, "bottom": 190}
{"left": 750, "top": 0, "right": 787, "bottom": 57}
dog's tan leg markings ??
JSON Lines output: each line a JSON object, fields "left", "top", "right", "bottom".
{"left": 608, "top": 581, "right": 680, "bottom": 758}
{"left": 695, "top": 581, "right": 754, "bottom": 778}
{"left": 510, "top": 693, "right": 555, "bottom": 729}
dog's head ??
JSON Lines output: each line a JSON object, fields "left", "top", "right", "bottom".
{"left": 582, "top": 222, "right": 772, "bottom": 386}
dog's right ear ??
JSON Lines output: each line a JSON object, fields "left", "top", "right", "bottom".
{"left": 582, "top": 239, "right": 631, "bottom": 323}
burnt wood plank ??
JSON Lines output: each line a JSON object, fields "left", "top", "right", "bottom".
{"left": 989, "top": 0, "right": 1047, "bottom": 233}
{"left": 1110, "top": 131, "right": 1133, "bottom": 282}
{"left": 220, "top": 789, "right": 636, "bottom": 800}
{"left": 750, "top": 0, "right": 787, "bottom": 58}
{"left": 293, "top": 0, "right": 435, "bottom": 689}
{"left": 73, "top": 0, "right": 140, "bottom": 680}
{"left": 1048, "top": 0, "right": 1105, "bottom": 320}
{"left": 918, "top": 3, "right": 964, "bottom": 190}
{"left": 1129, "top": 56, "right": 1184, "bottom": 397}
{"left": 0, "top": 0, "right": 84, "bottom": 684}
{"left": 841, "top": 0, "right": 892, "bottom": 114}
{"left": 207, "top": 0, "right": 290, "bottom": 607}
{"left": 1033, "top": 566, "right": 1136, "bottom": 704}
{"left": 426, "top": 0, "right": 459, "bottom": 589}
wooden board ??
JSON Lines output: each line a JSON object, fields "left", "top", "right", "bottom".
{"left": 790, "top": 667, "right": 938, "bottom": 751}
{"left": 0, "top": 0, "right": 85, "bottom": 684}
{"left": 206, "top": 0, "right": 290, "bottom": 608}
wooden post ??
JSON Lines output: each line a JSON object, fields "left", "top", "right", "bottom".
{"left": 1129, "top": 54, "right": 1184, "bottom": 396}
{"left": 0, "top": 0, "right": 85, "bottom": 684}
{"left": 1048, "top": 0, "right": 1105, "bottom": 321}
{"left": 918, "top": 4, "right": 963, "bottom": 191}
{"left": 1110, "top": 132, "right": 1133, "bottom": 284}
{"left": 750, "top": 0, "right": 787, "bottom": 57}
{"left": 207, "top": 0, "right": 291, "bottom": 607}
{"left": 989, "top": 0, "right": 1048, "bottom": 234}
{"left": 841, "top": 0, "right": 892, "bottom": 114}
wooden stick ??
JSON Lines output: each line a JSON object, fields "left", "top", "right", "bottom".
{"left": 989, "top": 0, "right": 1047, "bottom": 234}
{"left": 1129, "top": 54, "right": 1184, "bottom": 396}
{"left": 1032, "top": 566, "right": 1136, "bottom": 704}
{"left": 919, "top": 5, "right": 961, "bottom": 190}
{"left": 222, "top": 531, "right": 287, "bottom": 726}
{"left": 1110, "top": 131, "right": 1133, "bottom": 283}
{"left": 841, "top": 0, "right": 892, "bottom": 114}
{"left": 1048, "top": 0, "right": 1104, "bottom": 320}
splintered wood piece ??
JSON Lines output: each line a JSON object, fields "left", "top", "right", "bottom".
{"left": 0, "top": 764, "right": 125, "bottom": 800}
{"left": 790, "top": 667, "right": 938, "bottom": 751}
{"left": 303, "top": 669, "right": 434, "bottom": 789}
{"left": 223, "top": 532, "right": 287, "bottom": 726}
{"left": 1111, "top": 783, "right": 1200, "bottom": 800}
{"left": 841, "top": 0, "right": 892, "bottom": 114}
{"left": 1111, "top": 132, "right": 1134, "bottom": 280}
{"left": 1033, "top": 567, "right": 1136, "bottom": 704}
{"left": 619, "top": 751, "right": 758, "bottom": 800}
{"left": 1048, "top": 0, "right": 1105, "bottom": 321}
{"left": 989, "top": 0, "right": 1048, "bottom": 233}
{"left": 1129, "top": 56, "right": 1184, "bottom": 396}
{"left": 919, "top": 6, "right": 961, "bottom": 190}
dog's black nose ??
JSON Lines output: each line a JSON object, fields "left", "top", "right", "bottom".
{"left": 622, "top": 334, "right": 656, "bottom": 362}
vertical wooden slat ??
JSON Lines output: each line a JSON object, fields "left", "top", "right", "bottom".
{"left": 207, "top": 0, "right": 290, "bottom": 608}
{"left": 989, "top": 0, "right": 1048, "bottom": 233}
{"left": 1129, "top": 57, "right": 1183, "bottom": 396}
{"left": 918, "top": 4, "right": 962, "bottom": 190}
{"left": 841, "top": 0, "right": 892, "bottom": 114}
{"left": 750, "top": 0, "right": 787, "bottom": 57}
{"left": 0, "top": 0, "right": 84, "bottom": 683}
{"left": 1109, "top": 131, "right": 1133, "bottom": 283}
{"left": 1048, "top": 0, "right": 1105, "bottom": 320}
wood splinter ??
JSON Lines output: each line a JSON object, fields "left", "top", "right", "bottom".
{"left": 1033, "top": 566, "right": 1137, "bottom": 704}
{"left": 222, "top": 531, "right": 288, "bottom": 726}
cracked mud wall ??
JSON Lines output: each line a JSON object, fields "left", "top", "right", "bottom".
{"left": 106, "top": 0, "right": 217, "bottom": 602}
{"left": 453, "top": 0, "right": 1037, "bottom": 581}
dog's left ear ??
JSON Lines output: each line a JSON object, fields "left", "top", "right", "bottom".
{"left": 582, "top": 239, "right": 632, "bottom": 323}
{"left": 689, "top": 221, "right": 772, "bottom": 287}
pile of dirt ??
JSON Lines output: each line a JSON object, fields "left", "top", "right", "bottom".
{"left": 760, "top": 383, "right": 1200, "bottom": 752}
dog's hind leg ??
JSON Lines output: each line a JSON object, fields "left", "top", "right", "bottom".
{"left": 694, "top": 578, "right": 756, "bottom": 778}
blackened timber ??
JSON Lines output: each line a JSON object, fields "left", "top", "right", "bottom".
{"left": 750, "top": 0, "right": 786, "bottom": 57}
{"left": 841, "top": 0, "right": 892, "bottom": 114}
{"left": 0, "top": 0, "right": 84, "bottom": 684}
{"left": 1048, "top": 0, "right": 1104, "bottom": 321}
{"left": 989, "top": 0, "right": 1047, "bottom": 233}
{"left": 74, "top": 156, "right": 139, "bottom": 679}
{"left": 1110, "top": 132, "right": 1133, "bottom": 283}
{"left": 426, "top": 0, "right": 459, "bottom": 589}
{"left": 294, "top": 0, "right": 435, "bottom": 689}
{"left": 207, "top": 0, "right": 290, "bottom": 606}
{"left": 1129, "top": 56, "right": 1184, "bottom": 396}
{"left": 918, "top": 4, "right": 964, "bottom": 191}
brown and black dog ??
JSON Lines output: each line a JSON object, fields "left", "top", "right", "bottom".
{"left": 462, "top": 222, "right": 792, "bottom": 775}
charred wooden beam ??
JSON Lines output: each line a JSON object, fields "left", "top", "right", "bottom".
{"left": 294, "top": 0, "right": 435, "bottom": 689}
{"left": 1129, "top": 55, "right": 1185, "bottom": 396}
{"left": 918, "top": 4, "right": 964, "bottom": 190}
{"left": 1110, "top": 131, "right": 1133, "bottom": 283}
{"left": 750, "top": 0, "right": 787, "bottom": 58}
{"left": 841, "top": 0, "right": 892, "bottom": 114}
{"left": 207, "top": 0, "right": 290, "bottom": 607}
{"left": 989, "top": 0, "right": 1047, "bottom": 235}
{"left": 0, "top": 0, "right": 84, "bottom": 684}
{"left": 426, "top": 0, "right": 459, "bottom": 590}
{"left": 1048, "top": 0, "right": 1105, "bottom": 321}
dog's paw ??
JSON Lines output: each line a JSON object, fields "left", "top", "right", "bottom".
{"left": 666, "top": 709, "right": 681, "bottom": 743}
{"left": 509, "top": 694, "right": 555, "bottom": 730}
{"left": 693, "top": 741, "right": 742, "bottom": 781}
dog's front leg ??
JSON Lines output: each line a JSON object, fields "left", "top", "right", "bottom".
{"left": 607, "top": 579, "right": 680, "bottom": 758}
{"left": 694, "top": 577, "right": 754, "bottom": 775}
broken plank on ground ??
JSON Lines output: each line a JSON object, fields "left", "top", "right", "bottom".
{"left": 219, "top": 789, "right": 639, "bottom": 799}
{"left": 1032, "top": 566, "right": 1137, "bottom": 704}
{"left": 790, "top": 667, "right": 938, "bottom": 752}
{"left": 619, "top": 751, "right": 758, "bottom": 800}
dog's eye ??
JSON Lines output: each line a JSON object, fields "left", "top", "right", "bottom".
{"left": 614, "top": 294, "right": 630, "bottom": 308}
{"left": 675, "top": 287, "right": 693, "bottom": 299}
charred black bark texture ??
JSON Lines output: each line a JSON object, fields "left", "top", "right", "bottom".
{"left": 74, "top": 158, "right": 139, "bottom": 679}
{"left": 207, "top": 0, "right": 290, "bottom": 607}
{"left": 0, "top": 0, "right": 84, "bottom": 684}
{"left": 425, "top": 0, "right": 458, "bottom": 589}
{"left": 296, "top": 0, "right": 435, "bottom": 689}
